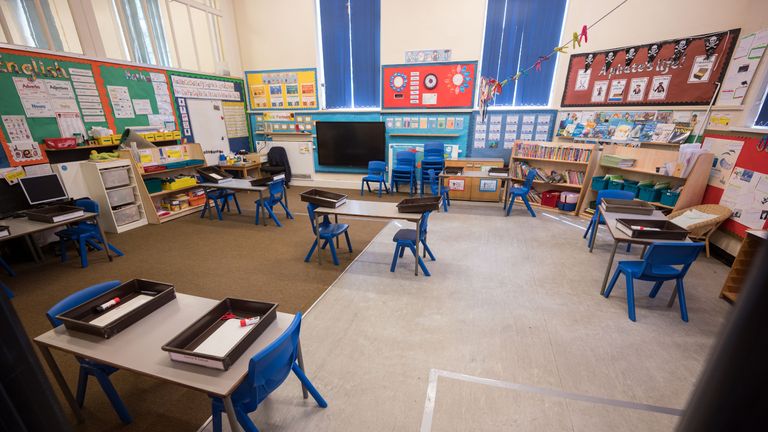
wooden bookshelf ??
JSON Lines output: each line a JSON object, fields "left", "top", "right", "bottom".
{"left": 720, "top": 230, "right": 767, "bottom": 303}
{"left": 388, "top": 133, "right": 461, "bottom": 137}
{"left": 509, "top": 141, "right": 599, "bottom": 215}
{"left": 577, "top": 145, "right": 714, "bottom": 217}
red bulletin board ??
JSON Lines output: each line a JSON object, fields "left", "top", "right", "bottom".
{"left": 702, "top": 134, "right": 768, "bottom": 237}
{"left": 382, "top": 62, "right": 476, "bottom": 109}
{"left": 561, "top": 29, "right": 740, "bottom": 107}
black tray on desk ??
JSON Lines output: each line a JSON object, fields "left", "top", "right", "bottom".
{"left": 601, "top": 199, "right": 654, "bottom": 215}
{"left": 397, "top": 196, "right": 441, "bottom": 213}
{"left": 615, "top": 219, "right": 689, "bottom": 240}
{"left": 56, "top": 279, "right": 176, "bottom": 339}
{"left": 444, "top": 167, "right": 463, "bottom": 175}
{"left": 300, "top": 189, "right": 348, "bottom": 208}
{"left": 197, "top": 166, "right": 233, "bottom": 183}
{"left": 488, "top": 167, "right": 509, "bottom": 177}
{"left": 162, "top": 298, "right": 278, "bottom": 371}
{"left": 25, "top": 205, "right": 84, "bottom": 223}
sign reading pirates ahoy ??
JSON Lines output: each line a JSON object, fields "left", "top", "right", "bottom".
{"left": 561, "top": 29, "right": 740, "bottom": 107}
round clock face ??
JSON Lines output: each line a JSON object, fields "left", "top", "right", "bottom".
{"left": 423, "top": 73, "right": 438, "bottom": 90}
{"left": 452, "top": 73, "right": 465, "bottom": 86}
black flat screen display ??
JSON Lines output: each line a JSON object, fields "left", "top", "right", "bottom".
{"left": 316, "top": 121, "right": 386, "bottom": 168}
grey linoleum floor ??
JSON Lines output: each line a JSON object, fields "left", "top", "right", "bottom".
{"left": 200, "top": 201, "right": 733, "bottom": 432}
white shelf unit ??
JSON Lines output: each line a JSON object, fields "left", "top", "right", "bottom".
{"left": 82, "top": 159, "right": 148, "bottom": 233}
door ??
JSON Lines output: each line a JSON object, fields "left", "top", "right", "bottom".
{"left": 187, "top": 99, "right": 229, "bottom": 166}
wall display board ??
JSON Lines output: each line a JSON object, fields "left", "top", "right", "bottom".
{"left": 0, "top": 47, "right": 111, "bottom": 166}
{"left": 244, "top": 68, "right": 318, "bottom": 111}
{"left": 470, "top": 110, "right": 556, "bottom": 161}
{"left": 382, "top": 112, "right": 470, "bottom": 173}
{"left": 561, "top": 29, "right": 740, "bottom": 107}
{"left": 717, "top": 28, "right": 768, "bottom": 106}
{"left": 701, "top": 134, "right": 768, "bottom": 236}
{"left": 98, "top": 64, "right": 177, "bottom": 134}
{"left": 169, "top": 71, "right": 250, "bottom": 154}
{"left": 382, "top": 62, "right": 476, "bottom": 109}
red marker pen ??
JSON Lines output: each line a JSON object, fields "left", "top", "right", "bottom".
{"left": 239, "top": 317, "right": 260, "bottom": 327}
{"left": 95, "top": 297, "right": 120, "bottom": 312}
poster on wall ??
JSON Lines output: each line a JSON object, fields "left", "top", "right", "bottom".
{"left": 244, "top": 68, "right": 318, "bottom": 110}
{"left": 720, "top": 168, "right": 768, "bottom": 229}
{"left": 561, "top": 29, "right": 740, "bottom": 107}
{"left": 382, "top": 62, "right": 476, "bottom": 109}
{"left": 717, "top": 28, "right": 768, "bottom": 105}
{"left": 170, "top": 75, "right": 240, "bottom": 101}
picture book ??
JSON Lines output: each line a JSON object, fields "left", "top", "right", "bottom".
{"left": 651, "top": 123, "right": 675, "bottom": 142}
{"left": 668, "top": 125, "right": 692, "bottom": 144}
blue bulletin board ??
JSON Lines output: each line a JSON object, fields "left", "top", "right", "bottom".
{"left": 469, "top": 110, "right": 557, "bottom": 162}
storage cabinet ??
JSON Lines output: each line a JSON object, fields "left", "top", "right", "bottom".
{"left": 444, "top": 158, "right": 504, "bottom": 202}
{"left": 81, "top": 159, "right": 148, "bottom": 233}
{"left": 720, "top": 230, "right": 767, "bottom": 303}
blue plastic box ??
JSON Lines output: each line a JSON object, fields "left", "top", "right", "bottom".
{"left": 591, "top": 176, "right": 608, "bottom": 191}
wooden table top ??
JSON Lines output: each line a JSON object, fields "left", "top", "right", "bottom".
{"left": 314, "top": 200, "right": 422, "bottom": 222}
{"left": 0, "top": 212, "right": 98, "bottom": 241}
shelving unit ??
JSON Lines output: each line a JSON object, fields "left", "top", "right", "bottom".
{"left": 45, "top": 144, "right": 120, "bottom": 152}
{"left": 119, "top": 143, "right": 209, "bottom": 224}
{"left": 388, "top": 133, "right": 461, "bottom": 137}
{"left": 509, "top": 141, "right": 600, "bottom": 215}
{"left": 81, "top": 159, "right": 148, "bottom": 233}
{"left": 578, "top": 145, "right": 714, "bottom": 217}
{"left": 720, "top": 230, "right": 767, "bottom": 303}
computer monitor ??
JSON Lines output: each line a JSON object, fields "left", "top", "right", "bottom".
{"left": 19, "top": 173, "right": 69, "bottom": 206}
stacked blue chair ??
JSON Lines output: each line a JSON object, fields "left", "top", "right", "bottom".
{"left": 255, "top": 179, "right": 293, "bottom": 227}
{"left": 305, "top": 203, "right": 352, "bottom": 265}
{"left": 390, "top": 211, "right": 435, "bottom": 276}
{"left": 360, "top": 161, "right": 389, "bottom": 197}
{"left": 583, "top": 189, "right": 636, "bottom": 250}
{"left": 210, "top": 313, "right": 327, "bottom": 432}
{"left": 201, "top": 186, "right": 241, "bottom": 221}
{"left": 420, "top": 143, "right": 445, "bottom": 196}
{"left": 55, "top": 199, "right": 124, "bottom": 268}
{"left": 604, "top": 242, "right": 704, "bottom": 322}
{"left": 46, "top": 281, "right": 132, "bottom": 424}
{"left": 0, "top": 257, "right": 15, "bottom": 276}
{"left": 505, "top": 169, "right": 538, "bottom": 217}
{"left": 390, "top": 151, "right": 417, "bottom": 197}
{"left": 427, "top": 169, "right": 450, "bottom": 212}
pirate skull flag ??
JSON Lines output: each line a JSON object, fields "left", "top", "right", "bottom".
{"left": 584, "top": 53, "right": 595, "bottom": 72}
{"left": 704, "top": 34, "right": 722, "bottom": 59}
{"left": 672, "top": 38, "right": 690, "bottom": 65}
{"left": 624, "top": 47, "right": 638, "bottom": 67}
{"left": 604, "top": 51, "right": 617, "bottom": 70}
{"left": 647, "top": 43, "right": 661, "bottom": 63}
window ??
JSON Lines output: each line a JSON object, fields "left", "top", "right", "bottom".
{"left": 317, "top": 0, "right": 380, "bottom": 109}
{"left": 479, "top": 0, "right": 567, "bottom": 107}
{"left": 114, "top": 0, "right": 172, "bottom": 66}
{"left": 162, "top": 0, "right": 225, "bottom": 73}
{"left": 0, "top": 0, "right": 81, "bottom": 53}
{"left": 755, "top": 89, "right": 768, "bottom": 128}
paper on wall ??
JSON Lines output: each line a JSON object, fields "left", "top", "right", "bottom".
{"left": 133, "top": 99, "right": 153, "bottom": 115}
{"left": 13, "top": 77, "right": 54, "bottom": 117}
{"left": 24, "top": 163, "right": 53, "bottom": 177}
{"left": 55, "top": 112, "right": 86, "bottom": 139}
{"left": 720, "top": 169, "right": 768, "bottom": 229}
{"left": 2, "top": 115, "right": 33, "bottom": 142}
{"left": 1, "top": 167, "right": 26, "bottom": 185}
{"left": 701, "top": 137, "right": 743, "bottom": 187}
{"left": 718, "top": 28, "right": 768, "bottom": 105}
{"left": 107, "top": 86, "right": 135, "bottom": 118}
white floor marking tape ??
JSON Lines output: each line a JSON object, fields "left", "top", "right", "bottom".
{"left": 420, "top": 369, "right": 683, "bottom": 432}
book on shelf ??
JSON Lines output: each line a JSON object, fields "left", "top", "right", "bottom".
{"left": 638, "top": 121, "right": 658, "bottom": 142}
{"left": 651, "top": 123, "right": 675, "bottom": 143}
{"left": 668, "top": 125, "right": 692, "bottom": 144}
{"left": 601, "top": 154, "right": 636, "bottom": 168}
{"left": 612, "top": 123, "right": 633, "bottom": 141}
{"left": 513, "top": 142, "right": 592, "bottom": 163}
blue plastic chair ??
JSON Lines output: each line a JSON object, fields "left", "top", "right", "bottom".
{"left": 1, "top": 280, "right": 13, "bottom": 298}
{"left": 427, "top": 169, "right": 449, "bottom": 212}
{"left": 423, "top": 142, "right": 445, "bottom": 159}
{"left": 361, "top": 161, "right": 389, "bottom": 197}
{"left": 390, "top": 211, "right": 434, "bottom": 276}
{"left": 255, "top": 179, "right": 293, "bottom": 227}
{"left": 305, "top": 203, "right": 352, "bottom": 265}
{"left": 46, "top": 281, "right": 132, "bottom": 424}
{"left": 391, "top": 151, "right": 417, "bottom": 197}
{"left": 604, "top": 242, "right": 704, "bottom": 322}
{"left": 55, "top": 199, "right": 124, "bottom": 268}
{"left": 0, "top": 257, "right": 15, "bottom": 276}
{"left": 506, "top": 169, "right": 537, "bottom": 217}
{"left": 210, "top": 313, "right": 327, "bottom": 432}
{"left": 201, "top": 188, "right": 241, "bottom": 220}
{"left": 584, "top": 190, "right": 637, "bottom": 248}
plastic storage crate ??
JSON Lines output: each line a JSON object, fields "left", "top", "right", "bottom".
{"left": 557, "top": 191, "right": 579, "bottom": 211}
{"left": 161, "top": 176, "right": 197, "bottom": 191}
{"left": 607, "top": 180, "right": 625, "bottom": 190}
{"left": 637, "top": 186, "right": 667, "bottom": 202}
{"left": 623, "top": 181, "right": 641, "bottom": 197}
{"left": 541, "top": 190, "right": 561, "bottom": 208}
{"left": 107, "top": 186, "right": 135, "bottom": 207}
{"left": 113, "top": 204, "right": 141, "bottom": 226}
{"left": 660, "top": 190, "right": 680, "bottom": 207}
{"left": 144, "top": 178, "right": 162, "bottom": 194}
{"left": 100, "top": 167, "right": 131, "bottom": 189}
{"left": 591, "top": 176, "right": 608, "bottom": 191}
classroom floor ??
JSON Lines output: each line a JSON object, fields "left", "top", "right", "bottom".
{"left": 198, "top": 201, "right": 733, "bottom": 432}
{"left": 6, "top": 189, "right": 733, "bottom": 431}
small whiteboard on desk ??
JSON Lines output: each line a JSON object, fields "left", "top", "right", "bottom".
{"left": 193, "top": 319, "right": 254, "bottom": 357}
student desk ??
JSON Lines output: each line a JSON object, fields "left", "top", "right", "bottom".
{"left": 34, "top": 293, "right": 302, "bottom": 432}
{"left": 313, "top": 200, "right": 426, "bottom": 275}
{"left": 0, "top": 212, "right": 112, "bottom": 263}
{"left": 439, "top": 170, "right": 513, "bottom": 209}
{"left": 218, "top": 161, "right": 262, "bottom": 179}
{"left": 199, "top": 179, "right": 285, "bottom": 226}
{"left": 443, "top": 158, "right": 505, "bottom": 202}
{"left": 588, "top": 206, "right": 691, "bottom": 295}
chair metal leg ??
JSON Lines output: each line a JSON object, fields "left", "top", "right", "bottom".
{"left": 233, "top": 195, "right": 242, "bottom": 214}
{"left": 625, "top": 274, "right": 637, "bottom": 322}
{"left": 211, "top": 402, "right": 223, "bottom": 432}
{"left": 649, "top": 281, "right": 664, "bottom": 298}
{"left": 422, "top": 240, "right": 436, "bottom": 261}
{"left": 75, "top": 368, "right": 88, "bottom": 407}
{"left": 505, "top": 195, "right": 515, "bottom": 216}
{"left": 675, "top": 278, "right": 689, "bottom": 322}
{"left": 667, "top": 288, "right": 678, "bottom": 307}
{"left": 377, "top": 181, "right": 382, "bottom": 198}
{"left": 93, "top": 370, "right": 132, "bottom": 424}
{"left": 60, "top": 238, "right": 68, "bottom": 262}
{"left": 106, "top": 243, "right": 124, "bottom": 257}
{"left": 344, "top": 231, "right": 353, "bottom": 252}
{"left": 407, "top": 245, "right": 431, "bottom": 276}
{"left": 360, "top": 180, "right": 365, "bottom": 196}
{"left": 279, "top": 200, "right": 293, "bottom": 219}
{"left": 265, "top": 205, "right": 281, "bottom": 227}
{"left": 291, "top": 363, "right": 328, "bottom": 408}
{"left": 78, "top": 237, "right": 88, "bottom": 268}
{"left": 390, "top": 245, "right": 401, "bottom": 272}
{"left": 583, "top": 218, "right": 593, "bottom": 239}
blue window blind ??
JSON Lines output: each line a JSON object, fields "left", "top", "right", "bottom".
{"left": 480, "top": 0, "right": 567, "bottom": 107}
{"left": 319, "top": 0, "right": 380, "bottom": 108}
{"left": 756, "top": 91, "right": 768, "bottom": 127}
